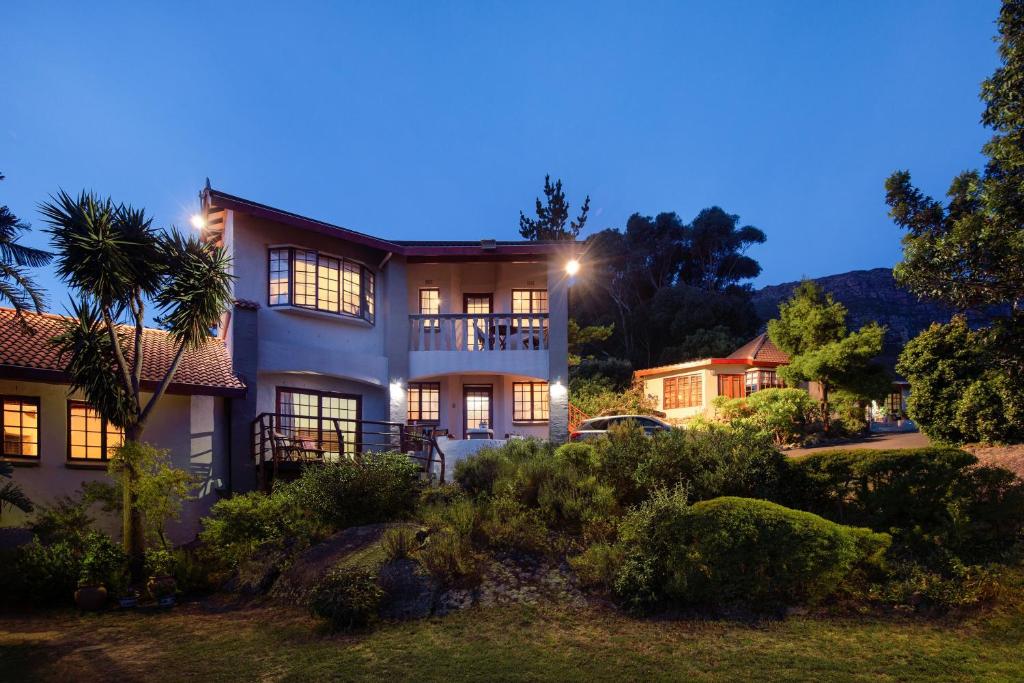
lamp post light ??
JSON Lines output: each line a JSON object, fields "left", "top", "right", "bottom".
{"left": 190, "top": 214, "right": 206, "bottom": 230}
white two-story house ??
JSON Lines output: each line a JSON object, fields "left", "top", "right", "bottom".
{"left": 199, "top": 184, "right": 575, "bottom": 488}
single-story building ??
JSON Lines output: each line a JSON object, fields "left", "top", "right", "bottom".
{"left": 0, "top": 308, "right": 244, "bottom": 544}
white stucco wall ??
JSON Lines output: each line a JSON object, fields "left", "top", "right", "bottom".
{"left": 0, "top": 379, "right": 228, "bottom": 545}
{"left": 641, "top": 361, "right": 753, "bottom": 422}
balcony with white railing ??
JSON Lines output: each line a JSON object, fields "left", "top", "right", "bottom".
{"left": 408, "top": 313, "right": 550, "bottom": 378}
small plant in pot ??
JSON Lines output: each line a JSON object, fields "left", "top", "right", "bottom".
{"left": 145, "top": 548, "right": 177, "bottom": 606}
{"left": 75, "top": 532, "right": 127, "bottom": 611}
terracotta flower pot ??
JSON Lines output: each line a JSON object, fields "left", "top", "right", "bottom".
{"left": 74, "top": 584, "right": 108, "bottom": 611}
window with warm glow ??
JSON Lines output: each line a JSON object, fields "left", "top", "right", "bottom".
{"left": 664, "top": 374, "right": 702, "bottom": 409}
{"left": 744, "top": 369, "right": 784, "bottom": 396}
{"left": 267, "top": 247, "right": 375, "bottom": 323}
{"left": 511, "top": 289, "right": 548, "bottom": 314}
{"left": 419, "top": 288, "right": 440, "bottom": 329}
{"left": 407, "top": 382, "right": 440, "bottom": 423}
{"left": 68, "top": 401, "right": 123, "bottom": 461}
{"left": 277, "top": 388, "right": 360, "bottom": 457}
{"left": 2, "top": 397, "right": 39, "bottom": 459}
{"left": 513, "top": 382, "right": 549, "bottom": 422}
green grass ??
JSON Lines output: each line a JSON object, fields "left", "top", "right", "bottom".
{"left": 2, "top": 587, "right": 1023, "bottom": 683}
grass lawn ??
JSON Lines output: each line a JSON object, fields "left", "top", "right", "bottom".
{"left": 2, "top": 586, "right": 1023, "bottom": 683}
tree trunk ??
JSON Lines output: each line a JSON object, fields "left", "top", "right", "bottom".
{"left": 821, "top": 382, "right": 831, "bottom": 434}
{"left": 122, "top": 426, "right": 146, "bottom": 581}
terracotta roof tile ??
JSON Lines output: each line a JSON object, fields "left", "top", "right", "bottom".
{"left": 0, "top": 308, "right": 245, "bottom": 396}
{"left": 727, "top": 333, "right": 790, "bottom": 364}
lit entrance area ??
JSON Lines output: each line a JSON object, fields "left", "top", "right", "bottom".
{"left": 463, "top": 384, "right": 493, "bottom": 438}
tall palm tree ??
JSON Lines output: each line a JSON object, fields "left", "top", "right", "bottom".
{"left": 41, "top": 190, "right": 233, "bottom": 573}
{"left": 0, "top": 172, "right": 53, "bottom": 314}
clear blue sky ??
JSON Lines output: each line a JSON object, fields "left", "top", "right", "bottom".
{"left": 1, "top": 1, "right": 1001, "bottom": 312}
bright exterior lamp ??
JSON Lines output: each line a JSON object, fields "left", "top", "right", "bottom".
{"left": 190, "top": 214, "right": 206, "bottom": 230}
{"left": 565, "top": 259, "right": 580, "bottom": 276}
{"left": 549, "top": 381, "right": 567, "bottom": 399}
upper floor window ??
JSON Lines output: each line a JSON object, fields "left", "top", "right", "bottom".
{"left": 664, "top": 374, "right": 702, "bottom": 409}
{"left": 2, "top": 396, "right": 39, "bottom": 459}
{"left": 68, "top": 401, "right": 123, "bottom": 461}
{"left": 513, "top": 382, "right": 549, "bottom": 423}
{"left": 512, "top": 289, "right": 548, "bottom": 315}
{"left": 419, "top": 288, "right": 440, "bottom": 330}
{"left": 268, "top": 247, "right": 375, "bottom": 323}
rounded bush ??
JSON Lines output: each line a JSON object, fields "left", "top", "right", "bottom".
{"left": 553, "top": 443, "right": 599, "bottom": 472}
{"left": 308, "top": 566, "right": 383, "bottom": 630}
{"left": 615, "top": 495, "right": 890, "bottom": 611}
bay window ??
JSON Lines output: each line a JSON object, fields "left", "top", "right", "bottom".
{"left": 268, "top": 247, "right": 375, "bottom": 323}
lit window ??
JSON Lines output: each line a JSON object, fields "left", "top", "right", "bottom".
{"left": 277, "top": 388, "right": 360, "bottom": 457}
{"left": 267, "top": 247, "right": 375, "bottom": 323}
{"left": 2, "top": 397, "right": 39, "bottom": 459}
{"left": 420, "top": 288, "right": 440, "bottom": 329}
{"left": 68, "top": 401, "right": 124, "bottom": 461}
{"left": 511, "top": 289, "right": 548, "bottom": 314}
{"left": 513, "top": 382, "right": 549, "bottom": 422}
{"left": 407, "top": 383, "right": 440, "bottom": 423}
{"left": 664, "top": 374, "right": 702, "bottom": 409}
{"left": 744, "top": 369, "right": 784, "bottom": 396}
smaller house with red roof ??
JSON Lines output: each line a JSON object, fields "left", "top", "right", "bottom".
{"left": 633, "top": 333, "right": 790, "bottom": 421}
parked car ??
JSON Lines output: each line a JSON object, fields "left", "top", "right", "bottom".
{"left": 569, "top": 415, "right": 673, "bottom": 441}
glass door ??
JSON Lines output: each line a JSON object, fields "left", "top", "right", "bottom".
{"left": 463, "top": 385, "right": 493, "bottom": 437}
{"left": 463, "top": 293, "right": 493, "bottom": 350}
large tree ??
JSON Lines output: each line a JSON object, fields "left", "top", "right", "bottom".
{"left": 767, "top": 281, "right": 890, "bottom": 432}
{"left": 0, "top": 172, "right": 53, "bottom": 315}
{"left": 519, "top": 174, "right": 590, "bottom": 241}
{"left": 886, "top": 1, "right": 1024, "bottom": 442}
{"left": 41, "top": 191, "right": 232, "bottom": 570}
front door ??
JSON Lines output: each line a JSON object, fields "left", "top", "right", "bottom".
{"left": 717, "top": 374, "right": 745, "bottom": 399}
{"left": 463, "top": 293, "right": 493, "bottom": 350}
{"left": 463, "top": 385, "right": 493, "bottom": 438}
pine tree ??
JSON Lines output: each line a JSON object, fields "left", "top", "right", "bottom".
{"left": 519, "top": 175, "right": 590, "bottom": 241}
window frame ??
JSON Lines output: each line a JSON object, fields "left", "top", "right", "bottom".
{"left": 419, "top": 287, "right": 441, "bottom": 330}
{"left": 266, "top": 246, "right": 376, "bottom": 323}
{"left": 407, "top": 382, "right": 441, "bottom": 424}
{"left": 511, "top": 289, "right": 548, "bottom": 315}
{"left": 66, "top": 400, "right": 124, "bottom": 463}
{"left": 1, "top": 395, "right": 41, "bottom": 461}
{"left": 663, "top": 373, "right": 702, "bottom": 409}
{"left": 275, "top": 386, "right": 363, "bottom": 456}
{"left": 512, "top": 381, "right": 550, "bottom": 424}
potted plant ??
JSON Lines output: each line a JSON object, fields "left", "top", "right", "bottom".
{"left": 145, "top": 548, "right": 177, "bottom": 606}
{"left": 75, "top": 532, "right": 127, "bottom": 611}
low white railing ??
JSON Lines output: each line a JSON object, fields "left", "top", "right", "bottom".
{"left": 409, "top": 313, "right": 549, "bottom": 352}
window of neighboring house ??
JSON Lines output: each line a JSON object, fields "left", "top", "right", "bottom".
{"left": 267, "top": 247, "right": 375, "bottom": 323}
{"left": 67, "top": 401, "right": 123, "bottom": 461}
{"left": 511, "top": 289, "right": 548, "bottom": 315}
{"left": 663, "top": 374, "right": 702, "bottom": 409}
{"left": 407, "top": 383, "right": 440, "bottom": 423}
{"left": 513, "top": 382, "right": 550, "bottom": 423}
{"left": 277, "top": 388, "right": 361, "bottom": 457}
{"left": 744, "top": 369, "right": 784, "bottom": 396}
{"left": 419, "top": 288, "right": 440, "bottom": 330}
{"left": 2, "top": 397, "right": 40, "bottom": 459}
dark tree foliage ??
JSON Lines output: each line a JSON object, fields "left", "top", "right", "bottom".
{"left": 0, "top": 172, "right": 53, "bottom": 315}
{"left": 887, "top": 1, "right": 1024, "bottom": 442}
{"left": 519, "top": 174, "right": 590, "bottom": 241}
{"left": 572, "top": 208, "right": 765, "bottom": 368}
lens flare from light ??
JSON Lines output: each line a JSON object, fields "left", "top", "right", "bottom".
{"left": 565, "top": 259, "right": 580, "bottom": 276}
{"left": 190, "top": 214, "right": 206, "bottom": 230}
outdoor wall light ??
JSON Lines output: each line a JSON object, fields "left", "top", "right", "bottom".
{"left": 389, "top": 380, "right": 405, "bottom": 399}
{"left": 549, "top": 380, "right": 567, "bottom": 399}
{"left": 190, "top": 214, "right": 206, "bottom": 230}
{"left": 565, "top": 259, "right": 580, "bottom": 276}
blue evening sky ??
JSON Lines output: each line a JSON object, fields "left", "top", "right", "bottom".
{"left": 1, "top": 1, "right": 1001, "bottom": 312}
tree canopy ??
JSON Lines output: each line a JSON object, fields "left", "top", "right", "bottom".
{"left": 0, "top": 172, "right": 53, "bottom": 315}
{"left": 519, "top": 174, "right": 590, "bottom": 241}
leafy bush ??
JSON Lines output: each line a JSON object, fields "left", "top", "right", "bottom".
{"left": 291, "top": 452, "right": 422, "bottom": 529}
{"left": 569, "top": 542, "right": 624, "bottom": 590}
{"left": 28, "top": 494, "right": 94, "bottom": 548}
{"left": 144, "top": 547, "right": 175, "bottom": 576}
{"left": 714, "top": 388, "right": 819, "bottom": 445}
{"left": 382, "top": 526, "right": 420, "bottom": 561}
{"left": 308, "top": 565, "right": 384, "bottom": 631}
{"left": 415, "top": 529, "right": 481, "bottom": 586}
{"left": 614, "top": 494, "right": 890, "bottom": 611}
{"left": 454, "top": 448, "right": 516, "bottom": 498}
{"left": 79, "top": 531, "right": 128, "bottom": 592}
{"left": 783, "top": 447, "right": 1024, "bottom": 563}
{"left": 568, "top": 376, "right": 658, "bottom": 419}
{"left": 553, "top": 442, "right": 599, "bottom": 472}
{"left": 199, "top": 487, "right": 320, "bottom": 568}
{"left": 479, "top": 496, "right": 549, "bottom": 553}
{"left": 0, "top": 540, "right": 81, "bottom": 606}
{"left": 864, "top": 560, "right": 1004, "bottom": 611}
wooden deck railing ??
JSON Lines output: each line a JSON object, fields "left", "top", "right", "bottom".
{"left": 409, "top": 313, "right": 549, "bottom": 352}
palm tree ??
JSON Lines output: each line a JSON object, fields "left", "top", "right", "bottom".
{"left": 0, "top": 461, "right": 33, "bottom": 521}
{"left": 0, "top": 172, "right": 53, "bottom": 314}
{"left": 40, "top": 190, "right": 233, "bottom": 573}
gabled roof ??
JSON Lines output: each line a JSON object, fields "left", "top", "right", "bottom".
{"left": 633, "top": 333, "right": 790, "bottom": 378}
{"left": 202, "top": 186, "right": 575, "bottom": 261}
{"left": 0, "top": 308, "right": 245, "bottom": 397}
{"left": 727, "top": 333, "right": 789, "bottom": 364}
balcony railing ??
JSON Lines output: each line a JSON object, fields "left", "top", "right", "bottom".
{"left": 409, "top": 313, "right": 549, "bottom": 352}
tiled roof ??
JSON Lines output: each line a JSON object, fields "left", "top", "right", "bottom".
{"left": 0, "top": 308, "right": 245, "bottom": 396}
{"left": 727, "top": 333, "right": 790, "bottom": 364}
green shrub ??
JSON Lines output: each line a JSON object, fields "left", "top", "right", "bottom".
{"left": 308, "top": 565, "right": 383, "bottom": 631}
{"left": 614, "top": 494, "right": 890, "bottom": 611}
{"left": 172, "top": 547, "right": 220, "bottom": 595}
{"left": 199, "top": 487, "right": 319, "bottom": 568}
{"left": 865, "top": 560, "right": 1004, "bottom": 611}
{"left": 715, "top": 388, "right": 819, "bottom": 445}
{"left": 783, "top": 447, "right": 1024, "bottom": 563}
{"left": 28, "top": 494, "right": 94, "bottom": 548}
{"left": 415, "top": 529, "right": 481, "bottom": 586}
{"left": 382, "top": 526, "right": 420, "bottom": 561}
{"left": 479, "top": 496, "right": 549, "bottom": 553}
{"left": 553, "top": 442, "right": 599, "bottom": 472}
{"left": 79, "top": 531, "right": 128, "bottom": 592}
{"left": 144, "top": 547, "right": 175, "bottom": 576}
{"left": 0, "top": 540, "right": 81, "bottom": 607}
{"left": 291, "top": 452, "right": 422, "bottom": 529}
{"left": 569, "top": 542, "right": 624, "bottom": 590}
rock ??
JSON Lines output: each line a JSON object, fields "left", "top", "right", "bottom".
{"left": 377, "top": 558, "right": 437, "bottom": 620}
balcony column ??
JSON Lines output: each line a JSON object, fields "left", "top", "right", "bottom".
{"left": 547, "top": 255, "right": 570, "bottom": 444}
{"left": 384, "top": 255, "right": 409, "bottom": 430}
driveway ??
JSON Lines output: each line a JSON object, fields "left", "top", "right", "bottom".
{"left": 787, "top": 431, "right": 930, "bottom": 456}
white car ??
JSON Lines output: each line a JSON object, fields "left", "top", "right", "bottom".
{"left": 569, "top": 415, "right": 673, "bottom": 441}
